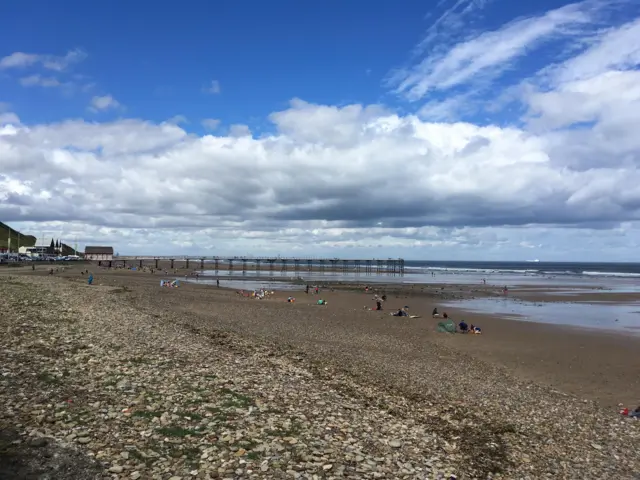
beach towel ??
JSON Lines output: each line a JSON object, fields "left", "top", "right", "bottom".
{"left": 437, "top": 320, "right": 456, "bottom": 333}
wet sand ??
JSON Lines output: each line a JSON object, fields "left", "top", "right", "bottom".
{"left": 5, "top": 264, "right": 638, "bottom": 410}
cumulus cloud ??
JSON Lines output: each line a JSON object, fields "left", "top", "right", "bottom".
{"left": 89, "top": 95, "right": 122, "bottom": 112}
{"left": 2, "top": 89, "right": 640, "bottom": 258}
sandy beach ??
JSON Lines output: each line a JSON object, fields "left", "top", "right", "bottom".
{"left": 1, "top": 264, "right": 639, "bottom": 478}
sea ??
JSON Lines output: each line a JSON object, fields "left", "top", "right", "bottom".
{"left": 196, "top": 259, "right": 640, "bottom": 287}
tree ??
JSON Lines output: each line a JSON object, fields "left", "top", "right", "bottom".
{"left": 49, "top": 238, "right": 55, "bottom": 254}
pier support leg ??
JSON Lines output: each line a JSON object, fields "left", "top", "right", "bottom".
{"left": 139, "top": 260, "right": 142, "bottom": 268}
{"left": 200, "top": 258, "right": 204, "bottom": 269}
{"left": 185, "top": 258, "right": 189, "bottom": 269}
{"left": 155, "top": 258, "right": 159, "bottom": 269}
{"left": 214, "top": 259, "right": 219, "bottom": 271}
{"left": 229, "top": 260, "right": 234, "bottom": 271}
{"left": 308, "top": 259, "right": 312, "bottom": 272}
{"left": 170, "top": 259, "right": 174, "bottom": 269}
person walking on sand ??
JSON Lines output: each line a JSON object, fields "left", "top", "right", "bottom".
{"left": 503, "top": 286, "right": 508, "bottom": 296}
{"left": 305, "top": 285, "right": 309, "bottom": 294}
{"left": 217, "top": 279, "right": 220, "bottom": 288}
{"left": 315, "top": 286, "right": 319, "bottom": 294}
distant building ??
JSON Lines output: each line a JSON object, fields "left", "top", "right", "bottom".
{"left": 19, "top": 245, "right": 50, "bottom": 257}
{"left": 84, "top": 246, "right": 114, "bottom": 261}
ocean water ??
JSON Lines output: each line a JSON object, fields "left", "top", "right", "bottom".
{"left": 442, "top": 297, "right": 640, "bottom": 335}
{"left": 403, "top": 260, "right": 640, "bottom": 279}
{"left": 196, "top": 260, "right": 640, "bottom": 290}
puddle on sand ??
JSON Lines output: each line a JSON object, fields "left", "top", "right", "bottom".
{"left": 184, "top": 278, "right": 302, "bottom": 291}
{"left": 443, "top": 297, "right": 640, "bottom": 334}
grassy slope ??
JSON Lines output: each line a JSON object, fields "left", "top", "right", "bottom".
{"left": 0, "top": 222, "right": 79, "bottom": 255}
{"left": 0, "top": 222, "right": 37, "bottom": 250}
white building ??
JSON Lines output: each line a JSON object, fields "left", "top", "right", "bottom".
{"left": 18, "top": 245, "right": 50, "bottom": 257}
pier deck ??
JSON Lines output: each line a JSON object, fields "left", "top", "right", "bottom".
{"left": 96, "top": 256, "right": 405, "bottom": 275}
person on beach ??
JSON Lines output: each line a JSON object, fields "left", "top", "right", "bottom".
{"left": 375, "top": 300, "right": 383, "bottom": 311}
{"left": 305, "top": 285, "right": 309, "bottom": 294}
{"left": 458, "top": 321, "right": 469, "bottom": 333}
{"left": 315, "top": 286, "right": 319, "bottom": 294}
{"left": 503, "top": 286, "right": 508, "bottom": 295}
{"left": 443, "top": 312, "right": 448, "bottom": 320}
{"left": 432, "top": 308, "right": 439, "bottom": 318}
{"left": 217, "top": 279, "right": 220, "bottom": 288}
{"left": 470, "top": 324, "right": 482, "bottom": 334}
{"left": 393, "top": 308, "right": 408, "bottom": 317}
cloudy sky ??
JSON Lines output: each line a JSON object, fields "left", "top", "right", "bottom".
{"left": 1, "top": 0, "right": 640, "bottom": 261}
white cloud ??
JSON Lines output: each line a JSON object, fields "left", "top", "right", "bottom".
{"left": 228, "top": 124, "right": 251, "bottom": 137}
{"left": 2, "top": 94, "right": 640, "bottom": 259}
{"left": 391, "top": 2, "right": 596, "bottom": 102}
{"left": 167, "top": 115, "right": 188, "bottom": 125}
{"left": 204, "top": 80, "right": 221, "bottom": 94}
{"left": 19, "top": 74, "right": 62, "bottom": 88}
{"left": 89, "top": 95, "right": 122, "bottom": 112}
{"left": 202, "top": 118, "right": 221, "bottom": 130}
{"left": 0, "top": 49, "right": 86, "bottom": 71}
{"left": 0, "top": 112, "right": 20, "bottom": 125}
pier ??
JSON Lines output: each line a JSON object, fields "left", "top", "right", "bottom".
{"left": 95, "top": 256, "right": 405, "bottom": 275}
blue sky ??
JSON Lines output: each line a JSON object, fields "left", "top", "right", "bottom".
{"left": 3, "top": 0, "right": 613, "bottom": 130}
{"left": 1, "top": 0, "right": 640, "bottom": 260}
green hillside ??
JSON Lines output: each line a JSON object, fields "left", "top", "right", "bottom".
{"left": 0, "top": 222, "right": 37, "bottom": 250}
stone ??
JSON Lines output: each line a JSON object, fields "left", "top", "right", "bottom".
{"left": 109, "top": 465, "right": 124, "bottom": 473}
{"left": 29, "top": 437, "right": 48, "bottom": 447}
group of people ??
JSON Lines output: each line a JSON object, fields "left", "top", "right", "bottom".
{"left": 458, "top": 320, "right": 482, "bottom": 334}
{"left": 433, "top": 308, "right": 482, "bottom": 334}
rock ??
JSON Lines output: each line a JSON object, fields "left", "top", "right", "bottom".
{"left": 389, "top": 440, "right": 403, "bottom": 448}
{"left": 76, "top": 437, "right": 91, "bottom": 444}
{"left": 109, "top": 465, "right": 124, "bottom": 473}
{"left": 29, "top": 437, "right": 48, "bottom": 448}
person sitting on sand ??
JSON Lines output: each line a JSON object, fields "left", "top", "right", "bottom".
{"left": 443, "top": 312, "right": 448, "bottom": 319}
{"left": 458, "top": 321, "right": 469, "bottom": 333}
{"left": 470, "top": 324, "right": 482, "bottom": 334}
{"left": 375, "top": 300, "right": 383, "bottom": 311}
{"left": 393, "top": 308, "right": 408, "bottom": 317}
{"left": 432, "top": 308, "right": 439, "bottom": 318}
